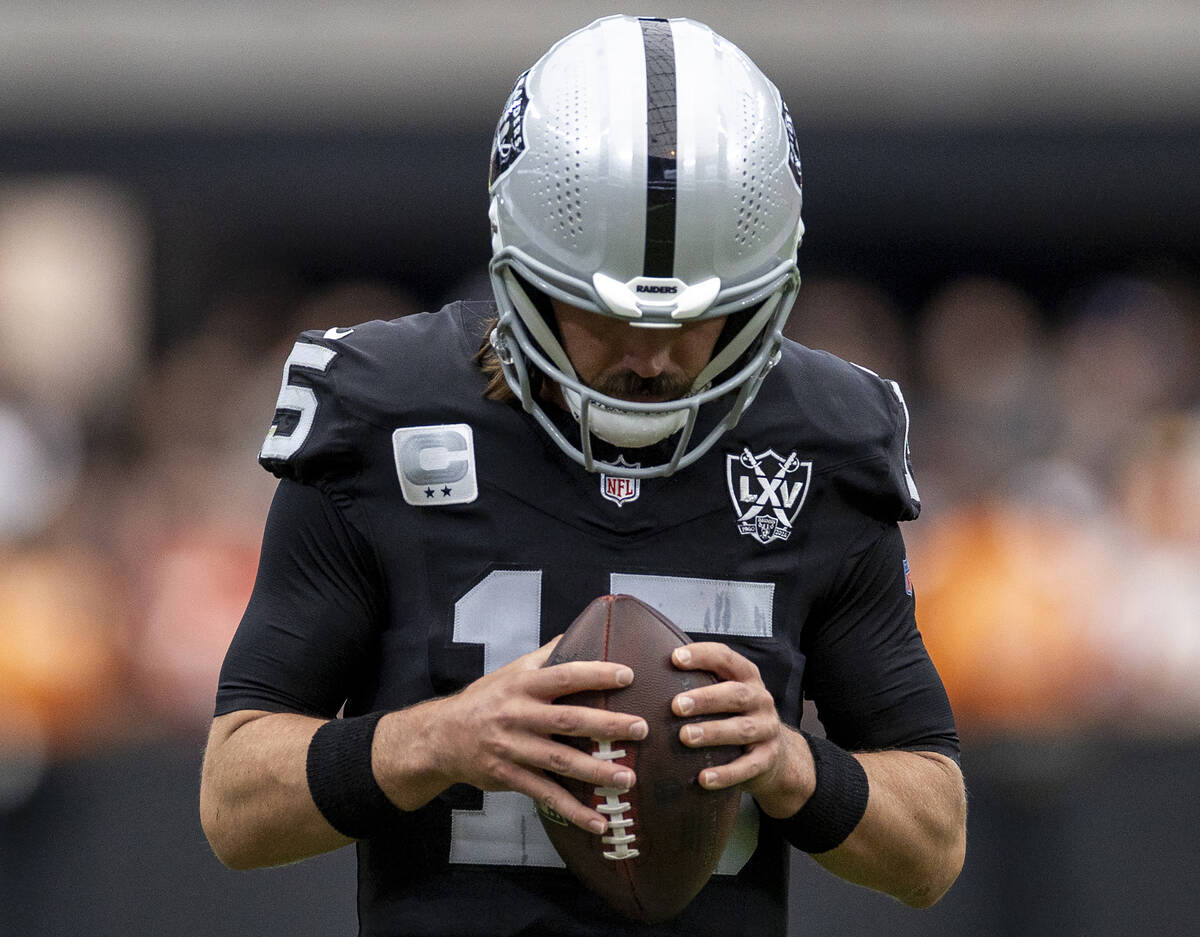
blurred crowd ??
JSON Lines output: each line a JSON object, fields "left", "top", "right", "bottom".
{"left": 1, "top": 178, "right": 1198, "bottom": 808}
{"left": 792, "top": 274, "right": 1200, "bottom": 740}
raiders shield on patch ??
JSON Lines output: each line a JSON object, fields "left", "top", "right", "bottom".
{"left": 726, "top": 448, "right": 812, "bottom": 544}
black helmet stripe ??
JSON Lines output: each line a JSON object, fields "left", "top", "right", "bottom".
{"left": 639, "top": 17, "right": 677, "bottom": 279}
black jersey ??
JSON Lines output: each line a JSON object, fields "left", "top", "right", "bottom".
{"left": 216, "top": 302, "right": 958, "bottom": 937}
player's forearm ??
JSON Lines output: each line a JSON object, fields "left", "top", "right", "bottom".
{"left": 812, "top": 750, "right": 966, "bottom": 908}
{"left": 200, "top": 711, "right": 353, "bottom": 869}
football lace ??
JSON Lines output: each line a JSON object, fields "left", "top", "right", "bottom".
{"left": 591, "top": 740, "right": 639, "bottom": 860}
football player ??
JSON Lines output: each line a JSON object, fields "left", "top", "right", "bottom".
{"left": 201, "top": 15, "right": 965, "bottom": 936}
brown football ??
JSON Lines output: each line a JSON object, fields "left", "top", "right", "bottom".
{"left": 539, "top": 593, "right": 743, "bottom": 923}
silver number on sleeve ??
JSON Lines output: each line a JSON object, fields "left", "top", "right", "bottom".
{"left": 260, "top": 341, "right": 338, "bottom": 461}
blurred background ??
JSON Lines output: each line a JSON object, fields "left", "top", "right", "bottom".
{"left": 1, "top": 2, "right": 1197, "bottom": 934}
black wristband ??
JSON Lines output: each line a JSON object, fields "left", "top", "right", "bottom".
{"left": 305, "top": 711, "right": 402, "bottom": 839}
{"left": 782, "top": 732, "right": 870, "bottom": 854}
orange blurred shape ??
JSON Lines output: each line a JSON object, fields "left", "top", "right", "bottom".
{"left": 133, "top": 529, "right": 260, "bottom": 728}
{"left": 0, "top": 546, "right": 126, "bottom": 750}
{"left": 909, "top": 504, "right": 1112, "bottom": 736}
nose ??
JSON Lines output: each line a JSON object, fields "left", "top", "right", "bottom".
{"left": 614, "top": 325, "right": 678, "bottom": 378}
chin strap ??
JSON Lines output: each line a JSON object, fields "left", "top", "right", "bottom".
{"left": 562, "top": 386, "right": 689, "bottom": 448}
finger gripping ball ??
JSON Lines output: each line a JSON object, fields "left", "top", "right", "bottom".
{"left": 539, "top": 594, "right": 742, "bottom": 922}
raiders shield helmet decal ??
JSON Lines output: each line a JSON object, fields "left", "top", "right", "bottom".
{"left": 726, "top": 447, "right": 812, "bottom": 544}
{"left": 488, "top": 70, "right": 529, "bottom": 187}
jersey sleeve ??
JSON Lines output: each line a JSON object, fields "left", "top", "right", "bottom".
{"left": 876, "top": 375, "right": 921, "bottom": 521}
{"left": 801, "top": 519, "right": 959, "bottom": 761}
{"left": 214, "top": 477, "right": 381, "bottom": 718}
{"left": 838, "top": 366, "right": 922, "bottom": 523}
{"left": 257, "top": 329, "right": 364, "bottom": 485}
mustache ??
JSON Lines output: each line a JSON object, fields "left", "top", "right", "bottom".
{"left": 591, "top": 370, "right": 694, "bottom": 400}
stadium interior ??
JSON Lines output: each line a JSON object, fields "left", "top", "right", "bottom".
{"left": 1, "top": 3, "right": 1197, "bottom": 934}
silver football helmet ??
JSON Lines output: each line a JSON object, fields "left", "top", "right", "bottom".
{"left": 488, "top": 14, "right": 804, "bottom": 478}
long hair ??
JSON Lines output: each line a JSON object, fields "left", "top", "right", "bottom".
{"left": 474, "top": 314, "right": 518, "bottom": 402}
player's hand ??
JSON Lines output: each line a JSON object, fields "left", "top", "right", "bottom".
{"left": 669, "top": 642, "right": 815, "bottom": 818}
{"left": 413, "top": 637, "right": 649, "bottom": 835}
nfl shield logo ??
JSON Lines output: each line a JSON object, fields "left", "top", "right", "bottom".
{"left": 601, "top": 456, "right": 641, "bottom": 506}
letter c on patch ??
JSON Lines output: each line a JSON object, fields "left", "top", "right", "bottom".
{"left": 401, "top": 431, "right": 469, "bottom": 485}
{"left": 393, "top": 423, "right": 479, "bottom": 506}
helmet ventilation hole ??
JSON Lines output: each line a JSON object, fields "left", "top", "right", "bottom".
{"left": 735, "top": 91, "right": 765, "bottom": 252}
{"left": 539, "top": 84, "right": 589, "bottom": 244}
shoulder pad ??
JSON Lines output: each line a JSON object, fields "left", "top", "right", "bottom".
{"left": 844, "top": 362, "right": 921, "bottom": 521}
{"left": 257, "top": 326, "right": 365, "bottom": 484}
{"left": 256, "top": 308, "right": 489, "bottom": 485}
{"left": 771, "top": 345, "right": 921, "bottom": 522}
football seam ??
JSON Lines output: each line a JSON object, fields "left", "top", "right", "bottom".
{"left": 591, "top": 740, "right": 639, "bottom": 860}
{"left": 595, "top": 601, "right": 640, "bottom": 860}
{"left": 604, "top": 598, "right": 649, "bottom": 919}
{"left": 549, "top": 595, "right": 734, "bottom": 924}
